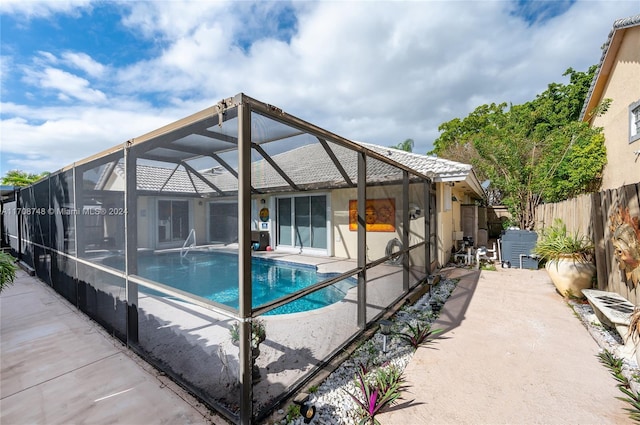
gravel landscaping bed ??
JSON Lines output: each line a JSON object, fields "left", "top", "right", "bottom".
{"left": 277, "top": 277, "right": 459, "bottom": 425}
{"left": 568, "top": 299, "right": 640, "bottom": 393}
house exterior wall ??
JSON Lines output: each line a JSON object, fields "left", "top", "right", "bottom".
{"left": 438, "top": 183, "right": 453, "bottom": 267}
{"left": 104, "top": 172, "right": 124, "bottom": 191}
{"left": 252, "top": 196, "right": 273, "bottom": 233}
{"left": 331, "top": 183, "right": 430, "bottom": 268}
{"left": 438, "top": 210, "right": 454, "bottom": 266}
{"left": 436, "top": 182, "right": 468, "bottom": 266}
{"left": 589, "top": 27, "right": 640, "bottom": 190}
{"left": 132, "top": 183, "right": 465, "bottom": 270}
{"left": 135, "top": 196, "right": 205, "bottom": 249}
{"left": 331, "top": 188, "right": 352, "bottom": 259}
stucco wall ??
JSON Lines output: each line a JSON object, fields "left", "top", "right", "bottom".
{"left": 134, "top": 183, "right": 467, "bottom": 267}
{"left": 590, "top": 27, "right": 640, "bottom": 190}
{"left": 331, "top": 182, "right": 468, "bottom": 267}
{"left": 437, "top": 183, "right": 466, "bottom": 266}
{"left": 136, "top": 196, "right": 205, "bottom": 249}
{"left": 331, "top": 183, "right": 429, "bottom": 267}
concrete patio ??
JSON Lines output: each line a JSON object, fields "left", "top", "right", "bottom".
{"left": 378, "top": 267, "right": 632, "bottom": 424}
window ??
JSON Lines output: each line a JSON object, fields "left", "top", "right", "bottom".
{"left": 630, "top": 100, "right": 640, "bottom": 143}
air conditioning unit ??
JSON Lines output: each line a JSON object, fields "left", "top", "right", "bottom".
{"left": 500, "top": 229, "right": 539, "bottom": 269}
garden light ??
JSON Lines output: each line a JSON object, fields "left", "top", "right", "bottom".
{"left": 379, "top": 319, "right": 393, "bottom": 353}
{"left": 293, "top": 399, "right": 316, "bottom": 423}
{"left": 300, "top": 403, "right": 316, "bottom": 423}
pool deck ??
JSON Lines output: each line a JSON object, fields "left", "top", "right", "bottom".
{"left": 134, "top": 251, "right": 418, "bottom": 414}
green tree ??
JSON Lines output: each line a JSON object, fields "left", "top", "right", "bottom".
{"left": 390, "top": 138, "right": 414, "bottom": 152}
{"left": 431, "top": 67, "right": 607, "bottom": 229}
{"left": 1, "top": 170, "right": 50, "bottom": 187}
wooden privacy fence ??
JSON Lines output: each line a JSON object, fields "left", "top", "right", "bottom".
{"left": 535, "top": 183, "right": 640, "bottom": 305}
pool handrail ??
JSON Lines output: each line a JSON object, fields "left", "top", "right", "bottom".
{"left": 180, "top": 228, "right": 196, "bottom": 258}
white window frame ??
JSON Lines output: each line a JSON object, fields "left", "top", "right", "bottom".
{"left": 630, "top": 99, "right": 640, "bottom": 144}
{"left": 155, "top": 198, "right": 193, "bottom": 249}
{"left": 274, "top": 192, "right": 331, "bottom": 256}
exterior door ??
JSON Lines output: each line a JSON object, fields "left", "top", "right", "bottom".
{"left": 277, "top": 195, "right": 327, "bottom": 251}
{"left": 157, "top": 199, "right": 190, "bottom": 245}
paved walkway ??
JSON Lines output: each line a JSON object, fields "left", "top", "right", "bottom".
{"left": 0, "top": 270, "right": 225, "bottom": 425}
{"left": 379, "top": 267, "right": 632, "bottom": 424}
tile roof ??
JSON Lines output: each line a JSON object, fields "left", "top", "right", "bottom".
{"left": 579, "top": 14, "right": 640, "bottom": 121}
{"left": 108, "top": 142, "right": 477, "bottom": 196}
{"left": 354, "top": 141, "right": 472, "bottom": 179}
{"left": 112, "top": 163, "right": 215, "bottom": 194}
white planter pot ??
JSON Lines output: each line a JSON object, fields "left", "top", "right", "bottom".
{"left": 545, "top": 257, "right": 595, "bottom": 298}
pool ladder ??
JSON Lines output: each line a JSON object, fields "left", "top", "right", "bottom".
{"left": 181, "top": 228, "right": 196, "bottom": 258}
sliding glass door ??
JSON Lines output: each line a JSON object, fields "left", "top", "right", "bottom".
{"left": 208, "top": 201, "right": 238, "bottom": 244}
{"left": 277, "top": 195, "right": 327, "bottom": 251}
{"left": 157, "top": 199, "right": 190, "bottom": 245}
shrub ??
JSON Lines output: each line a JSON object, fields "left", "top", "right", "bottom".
{"left": 345, "top": 366, "right": 405, "bottom": 425}
{"left": 395, "top": 322, "right": 442, "bottom": 349}
{"left": 0, "top": 251, "right": 17, "bottom": 293}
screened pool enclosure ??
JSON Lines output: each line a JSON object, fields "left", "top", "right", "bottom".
{"left": 1, "top": 93, "right": 437, "bottom": 424}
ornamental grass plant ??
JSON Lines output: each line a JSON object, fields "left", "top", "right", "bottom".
{"left": 533, "top": 219, "right": 594, "bottom": 264}
{"left": 0, "top": 251, "right": 17, "bottom": 293}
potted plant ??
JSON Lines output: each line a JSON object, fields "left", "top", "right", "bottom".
{"left": 229, "top": 319, "right": 266, "bottom": 381}
{"left": 230, "top": 319, "right": 266, "bottom": 348}
{"left": 533, "top": 219, "right": 595, "bottom": 298}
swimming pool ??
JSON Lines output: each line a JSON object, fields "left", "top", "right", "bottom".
{"left": 103, "top": 251, "right": 355, "bottom": 315}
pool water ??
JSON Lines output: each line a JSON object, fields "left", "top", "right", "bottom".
{"left": 103, "top": 252, "right": 355, "bottom": 315}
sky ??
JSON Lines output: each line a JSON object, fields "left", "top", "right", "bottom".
{"left": 1, "top": 0, "right": 639, "bottom": 175}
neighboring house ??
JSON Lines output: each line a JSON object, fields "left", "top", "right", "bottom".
{"left": 580, "top": 14, "right": 640, "bottom": 190}
{"left": 99, "top": 141, "right": 484, "bottom": 269}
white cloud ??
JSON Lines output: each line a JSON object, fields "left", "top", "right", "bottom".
{"left": 36, "top": 51, "right": 58, "bottom": 64}
{"left": 1, "top": 102, "right": 178, "bottom": 173}
{"left": 2, "top": 0, "right": 639, "bottom": 174}
{"left": 0, "top": 0, "right": 91, "bottom": 19}
{"left": 61, "top": 52, "right": 106, "bottom": 77}
{"left": 27, "top": 67, "right": 107, "bottom": 103}
{"left": 121, "top": 1, "right": 231, "bottom": 41}
{"left": 0, "top": 55, "right": 13, "bottom": 86}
